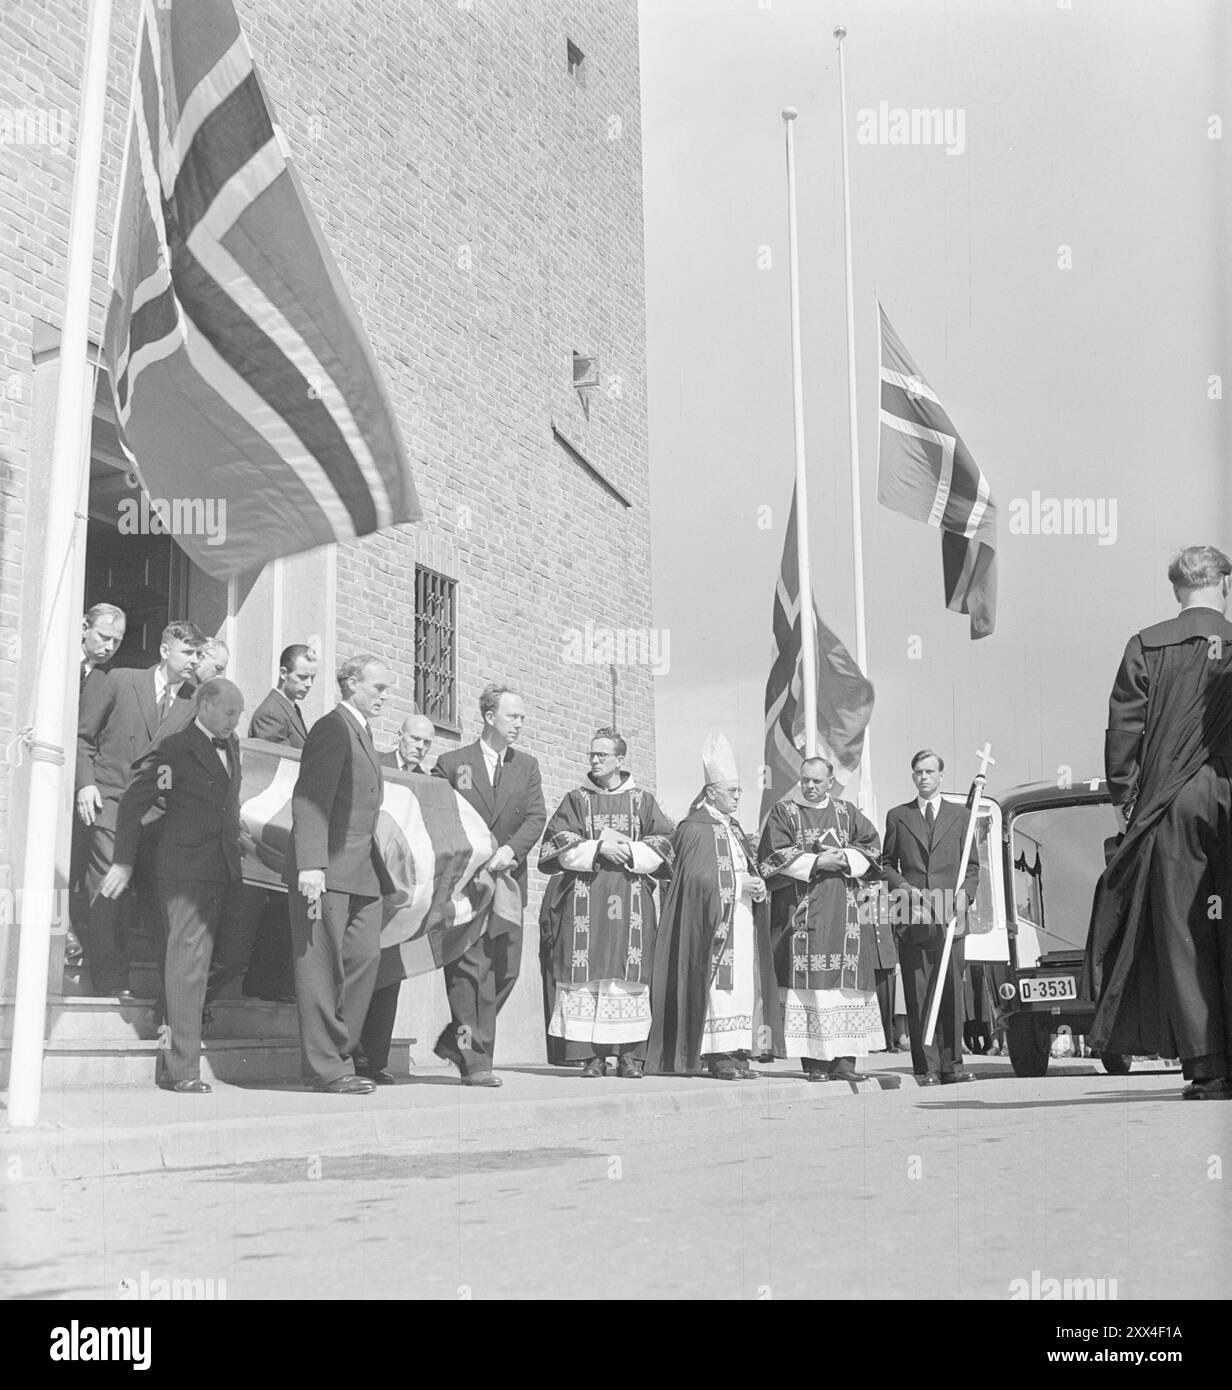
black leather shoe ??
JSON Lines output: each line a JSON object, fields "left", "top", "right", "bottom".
{"left": 1181, "top": 1078, "right": 1232, "bottom": 1100}
{"left": 581, "top": 1057, "right": 607, "bottom": 1078}
{"left": 115, "top": 989, "right": 138, "bottom": 1005}
{"left": 734, "top": 1056, "right": 761, "bottom": 1079}
{"left": 461, "top": 1072, "right": 502, "bottom": 1088}
{"left": 358, "top": 1067, "right": 396, "bottom": 1086}
{"left": 831, "top": 1063, "right": 871, "bottom": 1082}
{"left": 940, "top": 1071, "right": 976, "bottom": 1085}
{"left": 313, "top": 1074, "right": 375, "bottom": 1095}
{"left": 916, "top": 1073, "right": 941, "bottom": 1087}
{"left": 160, "top": 1078, "right": 212, "bottom": 1094}
{"left": 433, "top": 1029, "right": 465, "bottom": 1071}
{"left": 617, "top": 1057, "right": 644, "bottom": 1079}
{"left": 708, "top": 1062, "right": 738, "bottom": 1081}
{"left": 805, "top": 1069, "right": 828, "bottom": 1082}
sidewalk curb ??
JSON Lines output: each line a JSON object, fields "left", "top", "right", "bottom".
{"left": 2, "top": 1073, "right": 906, "bottom": 1180}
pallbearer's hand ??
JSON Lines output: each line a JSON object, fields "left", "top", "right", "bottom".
{"left": 298, "top": 869, "right": 325, "bottom": 902}
{"left": 77, "top": 785, "right": 102, "bottom": 827}
{"left": 99, "top": 864, "right": 133, "bottom": 900}
{"left": 486, "top": 845, "right": 516, "bottom": 874}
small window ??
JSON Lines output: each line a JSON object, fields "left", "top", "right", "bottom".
{"left": 414, "top": 565, "right": 457, "bottom": 729}
{"left": 567, "top": 39, "right": 586, "bottom": 85}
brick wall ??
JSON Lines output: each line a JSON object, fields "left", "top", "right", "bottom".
{"left": 1, "top": 0, "right": 655, "bottom": 1054}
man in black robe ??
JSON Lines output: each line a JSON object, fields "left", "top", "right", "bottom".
{"left": 1085, "top": 545, "right": 1232, "bottom": 1099}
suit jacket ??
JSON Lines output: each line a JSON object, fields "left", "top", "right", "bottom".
{"left": 114, "top": 722, "right": 242, "bottom": 882}
{"left": 283, "top": 705, "right": 390, "bottom": 897}
{"left": 76, "top": 665, "right": 197, "bottom": 825}
{"left": 248, "top": 688, "right": 309, "bottom": 748}
{"left": 379, "top": 749, "right": 433, "bottom": 775}
{"left": 882, "top": 798, "right": 980, "bottom": 949}
{"left": 431, "top": 740, "right": 546, "bottom": 905}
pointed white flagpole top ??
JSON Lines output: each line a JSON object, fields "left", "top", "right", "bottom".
{"left": 782, "top": 107, "right": 798, "bottom": 122}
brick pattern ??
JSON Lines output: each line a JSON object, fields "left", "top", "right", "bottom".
{"left": 0, "top": 0, "right": 657, "bottom": 893}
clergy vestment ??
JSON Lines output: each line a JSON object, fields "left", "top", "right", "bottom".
{"left": 646, "top": 803, "right": 782, "bottom": 1074}
{"left": 759, "top": 790, "right": 885, "bottom": 1062}
{"left": 1084, "top": 606, "right": 1232, "bottom": 1083}
{"left": 539, "top": 773, "right": 675, "bottom": 1056}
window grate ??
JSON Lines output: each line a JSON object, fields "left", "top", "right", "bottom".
{"left": 414, "top": 565, "right": 457, "bottom": 728}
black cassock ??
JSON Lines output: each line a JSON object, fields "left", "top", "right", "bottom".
{"left": 1085, "top": 607, "right": 1232, "bottom": 1077}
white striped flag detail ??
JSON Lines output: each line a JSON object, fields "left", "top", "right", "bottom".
{"left": 239, "top": 740, "right": 518, "bottom": 977}
{"left": 876, "top": 301, "right": 997, "bottom": 638}
{"left": 104, "top": 0, "right": 421, "bottom": 580}
{"left": 758, "top": 485, "right": 875, "bottom": 831}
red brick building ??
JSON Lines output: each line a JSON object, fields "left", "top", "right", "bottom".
{"left": 0, "top": 0, "right": 654, "bottom": 1065}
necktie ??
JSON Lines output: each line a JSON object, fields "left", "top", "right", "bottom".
{"left": 211, "top": 735, "right": 233, "bottom": 777}
{"left": 158, "top": 687, "right": 175, "bottom": 722}
{"left": 492, "top": 752, "right": 503, "bottom": 792}
{"left": 925, "top": 802, "right": 936, "bottom": 844}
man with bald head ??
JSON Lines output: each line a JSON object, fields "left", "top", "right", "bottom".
{"left": 381, "top": 713, "right": 435, "bottom": 774}
{"left": 101, "top": 679, "right": 247, "bottom": 1093}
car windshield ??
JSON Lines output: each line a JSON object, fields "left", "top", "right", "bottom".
{"left": 1009, "top": 801, "right": 1120, "bottom": 966}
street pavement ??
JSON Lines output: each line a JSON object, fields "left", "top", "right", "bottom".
{"left": 2, "top": 1057, "right": 1227, "bottom": 1300}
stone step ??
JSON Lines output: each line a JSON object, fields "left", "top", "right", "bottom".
{"left": 0, "top": 995, "right": 322, "bottom": 1044}
{"left": 0, "top": 1038, "right": 412, "bottom": 1088}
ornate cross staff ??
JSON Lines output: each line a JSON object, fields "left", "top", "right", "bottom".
{"left": 924, "top": 743, "right": 995, "bottom": 1047}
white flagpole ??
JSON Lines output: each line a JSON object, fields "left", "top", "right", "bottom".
{"left": 834, "top": 26, "right": 874, "bottom": 815}
{"left": 8, "top": 0, "right": 116, "bottom": 1128}
{"left": 782, "top": 108, "right": 819, "bottom": 760}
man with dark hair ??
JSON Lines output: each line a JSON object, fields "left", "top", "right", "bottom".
{"left": 285, "top": 654, "right": 394, "bottom": 1094}
{"left": 431, "top": 681, "right": 546, "bottom": 1085}
{"left": 75, "top": 619, "right": 203, "bottom": 999}
{"left": 1086, "top": 545, "right": 1232, "bottom": 1100}
{"left": 248, "top": 643, "right": 317, "bottom": 748}
{"left": 882, "top": 748, "right": 979, "bottom": 1085}
{"left": 539, "top": 728, "right": 674, "bottom": 1078}
{"left": 100, "top": 679, "right": 246, "bottom": 1093}
{"left": 758, "top": 755, "right": 884, "bottom": 1082}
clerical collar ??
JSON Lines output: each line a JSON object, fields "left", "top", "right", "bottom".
{"left": 788, "top": 785, "right": 831, "bottom": 810}
{"left": 702, "top": 801, "right": 730, "bottom": 824}
{"left": 585, "top": 770, "right": 635, "bottom": 794}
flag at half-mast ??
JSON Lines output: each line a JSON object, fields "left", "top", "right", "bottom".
{"left": 876, "top": 301, "right": 997, "bottom": 638}
{"left": 758, "top": 485, "right": 875, "bottom": 830}
{"left": 104, "top": 0, "right": 421, "bottom": 580}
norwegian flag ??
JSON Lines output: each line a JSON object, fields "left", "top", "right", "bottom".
{"left": 104, "top": 0, "right": 420, "bottom": 579}
{"left": 239, "top": 741, "right": 519, "bottom": 977}
{"left": 877, "top": 301, "right": 998, "bottom": 638}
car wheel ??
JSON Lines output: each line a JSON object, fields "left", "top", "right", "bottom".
{"left": 1007, "top": 1013, "right": 1050, "bottom": 1077}
{"left": 1099, "top": 1052, "right": 1132, "bottom": 1075}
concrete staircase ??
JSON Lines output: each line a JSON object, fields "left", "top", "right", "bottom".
{"left": 0, "top": 996, "right": 413, "bottom": 1087}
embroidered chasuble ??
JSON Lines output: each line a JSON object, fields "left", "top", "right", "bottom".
{"left": 759, "top": 791, "right": 886, "bottom": 1059}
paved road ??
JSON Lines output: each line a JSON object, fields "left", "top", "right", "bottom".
{"left": 2, "top": 1069, "right": 1227, "bottom": 1300}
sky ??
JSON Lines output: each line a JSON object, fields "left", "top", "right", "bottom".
{"left": 640, "top": 0, "right": 1230, "bottom": 822}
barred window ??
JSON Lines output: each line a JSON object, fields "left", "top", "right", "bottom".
{"left": 414, "top": 565, "right": 457, "bottom": 729}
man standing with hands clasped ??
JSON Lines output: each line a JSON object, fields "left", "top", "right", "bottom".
{"left": 285, "top": 654, "right": 395, "bottom": 1095}
{"left": 432, "top": 683, "right": 546, "bottom": 1086}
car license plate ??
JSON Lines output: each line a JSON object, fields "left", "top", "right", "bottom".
{"left": 1019, "top": 975, "right": 1077, "bottom": 1003}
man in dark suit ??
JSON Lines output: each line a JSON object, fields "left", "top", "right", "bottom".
{"left": 69, "top": 603, "right": 128, "bottom": 974}
{"left": 379, "top": 713, "right": 435, "bottom": 774}
{"left": 99, "top": 679, "right": 246, "bottom": 1094}
{"left": 248, "top": 643, "right": 317, "bottom": 748}
{"left": 354, "top": 714, "right": 438, "bottom": 1083}
{"left": 76, "top": 620, "right": 203, "bottom": 999}
{"left": 882, "top": 749, "right": 980, "bottom": 1085}
{"left": 285, "top": 653, "right": 394, "bottom": 1095}
{"left": 239, "top": 642, "right": 318, "bottom": 1003}
{"left": 431, "top": 682, "right": 546, "bottom": 1085}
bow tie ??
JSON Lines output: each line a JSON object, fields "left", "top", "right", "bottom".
{"left": 211, "top": 737, "right": 230, "bottom": 750}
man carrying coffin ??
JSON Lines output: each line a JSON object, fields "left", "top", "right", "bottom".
{"left": 758, "top": 756, "right": 885, "bottom": 1082}
{"left": 539, "top": 729, "right": 675, "bottom": 1079}
{"left": 646, "top": 733, "right": 781, "bottom": 1079}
